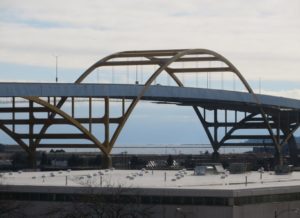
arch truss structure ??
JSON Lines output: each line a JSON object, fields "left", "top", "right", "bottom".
{"left": 0, "top": 49, "right": 299, "bottom": 167}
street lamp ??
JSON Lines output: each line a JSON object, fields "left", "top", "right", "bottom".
{"left": 274, "top": 208, "right": 299, "bottom": 218}
{"left": 53, "top": 55, "right": 58, "bottom": 83}
{"left": 55, "top": 55, "right": 58, "bottom": 83}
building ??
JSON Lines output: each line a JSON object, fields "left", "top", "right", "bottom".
{"left": 0, "top": 169, "right": 300, "bottom": 217}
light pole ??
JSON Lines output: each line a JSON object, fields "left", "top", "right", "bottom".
{"left": 53, "top": 55, "right": 58, "bottom": 83}
{"left": 274, "top": 208, "right": 299, "bottom": 218}
{"left": 56, "top": 55, "right": 58, "bottom": 83}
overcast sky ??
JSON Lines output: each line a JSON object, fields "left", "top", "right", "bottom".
{"left": 1, "top": 1, "right": 300, "bottom": 81}
{"left": 0, "top": 0, "right": 299, "bottom": 150}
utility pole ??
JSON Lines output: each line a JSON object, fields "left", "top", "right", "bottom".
{"left": 55, "top": 55, "right": 58, "bottom": 83}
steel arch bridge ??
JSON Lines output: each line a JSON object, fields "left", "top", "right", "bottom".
{"left": 0, "top": 49, "right": 299, "bottom": 168}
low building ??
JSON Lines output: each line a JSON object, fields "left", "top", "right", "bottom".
{"left": 0, "top": 169, "right": 300, "bottom": 217}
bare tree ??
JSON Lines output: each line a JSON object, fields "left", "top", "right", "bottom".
{"left": 0, "top": 201, "right": 29, "bottom": 218}
{"left": 0, "top": 173, "right": 155, "bottom": 218}
{"left": 39, "top": 176, "right": 155, "bottom": 218}
{"left": 60, "top": 186, "right": 154, "bottom": 218}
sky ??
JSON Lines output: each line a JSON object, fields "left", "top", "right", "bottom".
{"left": 0, "top": 0, "right": 299, "bottom": 153}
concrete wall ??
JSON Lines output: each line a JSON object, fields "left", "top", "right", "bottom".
{"left": 2, "top": 200, "right": 300, "bottom": 218}
{"left": 233, "top": 201, "right": 300, "bottom": 218}
{"left": 1, "top": 201, "right": 233, "bottom": 218}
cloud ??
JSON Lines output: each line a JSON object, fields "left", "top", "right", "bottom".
{"left": 0, "top": 0, "right": 300, "bottom": 83}
{"left": 1, "top": 1, "right": 299, "bottom": 148}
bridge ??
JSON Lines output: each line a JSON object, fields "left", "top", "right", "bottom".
{"left": 0, "top": 49, "right": 299, "bottom": 167}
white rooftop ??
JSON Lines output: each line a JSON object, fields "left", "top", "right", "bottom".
{"left": 1, "top": 169, "right": 300, "bottom": 194}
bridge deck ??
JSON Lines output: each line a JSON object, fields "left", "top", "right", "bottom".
{"left": 0, "top": 83, "right": 299, "bottom": 111}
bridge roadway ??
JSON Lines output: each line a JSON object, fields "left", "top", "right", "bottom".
{"left": 0, "top": 82, "right": 299, "bottom": 111}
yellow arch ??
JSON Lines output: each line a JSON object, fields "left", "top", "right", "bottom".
{"left": 32, "top": 49, "right": 281, "bottom": 161}
{"left": 23, "top": 97, "right": 109, "bottom": 155}
{"left": 0, "top": 121, "right": 29, "bottom": 153}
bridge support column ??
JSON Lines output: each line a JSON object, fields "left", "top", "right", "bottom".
{"left": 28, "top": 152, "right": 37, "bottom": 169}
{"left": 276, "top": 118, "right": 299, "bottom": 166}
{"left": 274, "top": 150, "right": 284, "bottom": 167}
{"left": 211, "top": 151, "right": 220, "bottom": 162}
{"left": 28, "top": 100, "right": 37, "bottom": 169}
{"left": 281, "top": 123, "right": 299, "bottom": 166}
{"left": 102, "top": 154, "right": 112, "bottom": 169}
{"left": 287, "top": 137, "right": 299, "bottom": 166}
